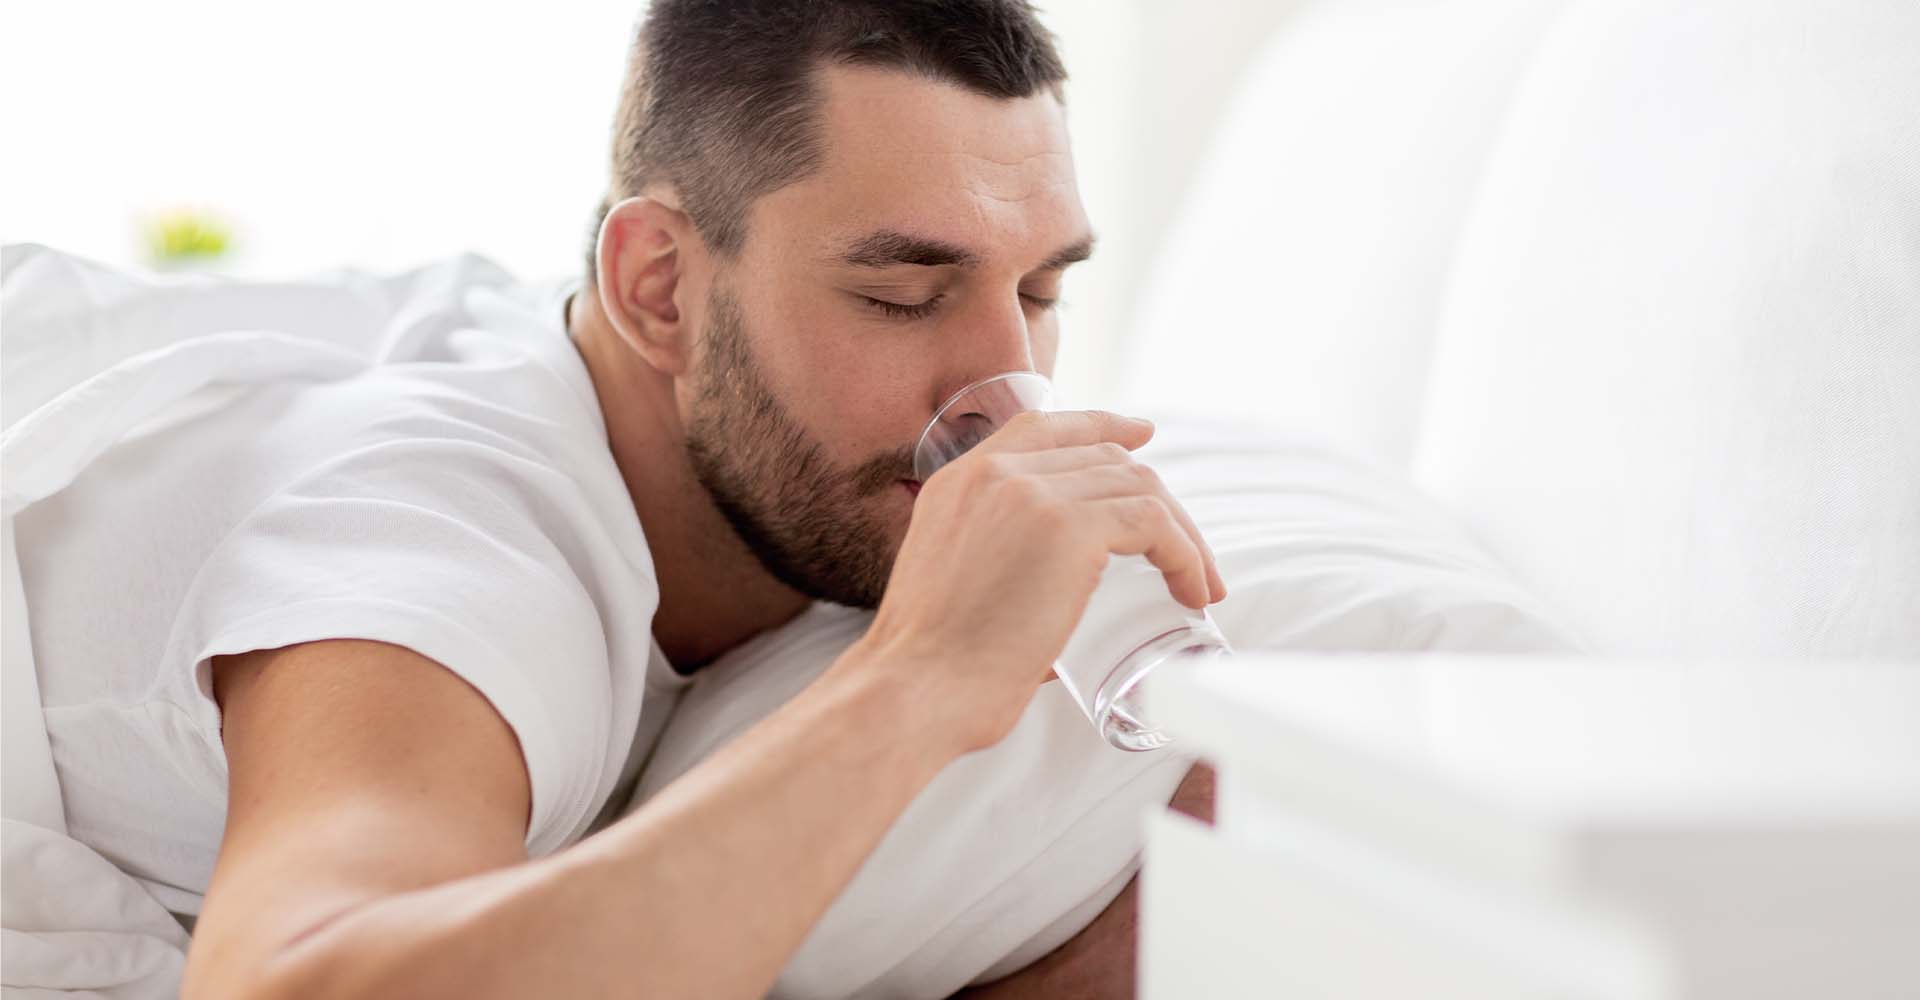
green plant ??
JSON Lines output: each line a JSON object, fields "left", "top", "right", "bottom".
{"left": 141, "top": 208, "right": 232, "bottom": 265}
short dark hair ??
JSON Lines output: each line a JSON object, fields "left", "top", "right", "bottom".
{"left": 582, "top": 0, "right": 1069, "bottom": 287}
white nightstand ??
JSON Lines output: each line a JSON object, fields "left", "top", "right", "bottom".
{"left": 1139, "top": 656, "right": 1920, "bottom": 1000}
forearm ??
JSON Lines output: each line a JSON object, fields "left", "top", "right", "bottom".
{"left": 256, "top": 649, "right": 951, "bottom": 1000}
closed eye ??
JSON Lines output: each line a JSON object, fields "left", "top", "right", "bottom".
{"left": 860, "top": 291, "right": 1058, "bottom": 320}
{"left": 862, "top": 294, "right": 943, "bottom": 320}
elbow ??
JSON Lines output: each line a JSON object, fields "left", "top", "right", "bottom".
{"left": 182, "top": 922, "right": 370, "bottom": 1000}
{"left": 182, "top": 953, "right": 314, "bottom": 1000}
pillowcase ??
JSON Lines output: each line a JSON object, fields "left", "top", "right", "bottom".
{"left": 623, "top": 415, "right": 1584, "bottom": 999}
{"left": 1142, "top": 414, "right": 1587, "bottom": 656}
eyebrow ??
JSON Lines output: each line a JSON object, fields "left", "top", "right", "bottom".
{"left": 837, "top": 230, "right": 976, "bottom": 268}
{"left": 1040, "top": 233, "right": 1096, "bottom": 271}
{"left": 832, "top": 229, "right": 1096, "bottom": 272}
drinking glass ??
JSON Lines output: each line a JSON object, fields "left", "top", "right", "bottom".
{"left": 913, "top": 371, "right": 1231, "bottom": 751}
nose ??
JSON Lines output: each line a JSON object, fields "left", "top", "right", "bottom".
{"left": 931, "top": 296, "right": 1038, "bottom": 412}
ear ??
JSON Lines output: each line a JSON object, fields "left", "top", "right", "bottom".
{"left": 595, "top": 195, "right": 697, "bottom": 375}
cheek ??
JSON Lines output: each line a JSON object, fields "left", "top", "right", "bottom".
{"left": 779, "top": 285, "right": 952, "bottom": 429}
{"left": 753, "top": 294, "right": 925, "bottom": 466}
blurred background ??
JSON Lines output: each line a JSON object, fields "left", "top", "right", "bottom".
{"left": 0, "top": 0, "right": 1293, "bottom": 405}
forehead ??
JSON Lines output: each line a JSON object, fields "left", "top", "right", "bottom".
{"left": 752, "top": 63, "right": 1087, "bottom": 262}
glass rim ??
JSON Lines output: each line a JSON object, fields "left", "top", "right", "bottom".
{"left": 914, "top": 369, "right": 1054, "bottom": 473}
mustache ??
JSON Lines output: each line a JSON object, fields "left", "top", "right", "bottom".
{"left": 850, "top": 444, "right": 918, "bottom": 497}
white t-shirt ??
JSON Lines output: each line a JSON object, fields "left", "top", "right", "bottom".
{"left": 8, "top": 247, "right": 686, "bottom": 916}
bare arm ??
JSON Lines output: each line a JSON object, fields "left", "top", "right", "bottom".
{"left": 952, "top": 762, "right": 1217, "bottom": 1000}
{"left": 185, "top": 635, "right": 956, "bottom": 1000}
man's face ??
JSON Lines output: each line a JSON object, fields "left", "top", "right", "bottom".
{"left": 682, "top": 63, "right": 1092, "bottom": 610}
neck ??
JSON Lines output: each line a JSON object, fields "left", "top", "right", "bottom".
{"left": 565, "top": 289, "right": 812, "bottom": 674}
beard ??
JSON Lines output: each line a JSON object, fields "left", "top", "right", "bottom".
{"left": 683, "top": 282, "right": 912, "bottom": 610}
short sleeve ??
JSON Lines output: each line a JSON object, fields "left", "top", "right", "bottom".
{"left": 162, "top": 429, "right": 617, "bottom": 857}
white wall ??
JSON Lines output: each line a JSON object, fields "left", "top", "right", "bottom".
{"left": 1, "top": 0, "right": 639, "bottom": 283}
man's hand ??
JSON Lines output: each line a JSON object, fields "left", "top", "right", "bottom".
{"left": 864, "top": 409, "right": 1227, "bottom": 755}
{"left": 951, "top": 761, "right": 1217, "bottom": 1000}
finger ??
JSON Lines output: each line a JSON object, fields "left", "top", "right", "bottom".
{"left": 1046, "top": 463, "right": 1229, "bottom": 604}
{"left": 1165, "top": 496, "right": 1229, "bottom": 604}
{"left": 1091, "top": 494, "right": 1211, "bottom": 610}
{"left": 993, "top": 441, "right": 1137, "bottom": 475}
{"left": 983, "top": 409, "right": 1153, "bottom": 455}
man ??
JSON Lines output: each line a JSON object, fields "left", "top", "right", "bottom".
{"left": 10, "top": 2, "right": 1223, "bottom": 997}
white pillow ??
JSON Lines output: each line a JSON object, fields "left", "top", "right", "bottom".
{"left": 624, "top": 416, "right": 1582, "bottom": 1000}
{"left": 1413, "top": 0, "right": 1920, "bottom": 658}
